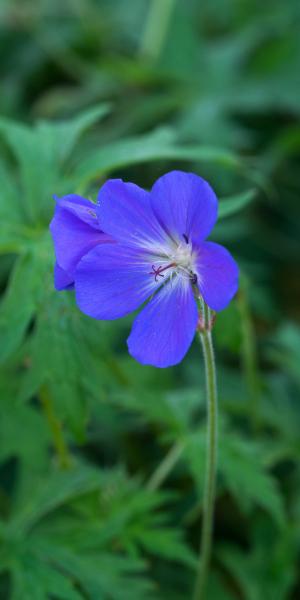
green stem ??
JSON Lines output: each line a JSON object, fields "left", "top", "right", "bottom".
{"left": 237, "top": 276, "right": 261, "bottom": 431}
{"left": 39, "top": 386, "right": 71, "bottom": 469}
{"left": 193, "top": 326, "right": 218, "bottom": 600}
{"left": 146, "top": 440, "right": 185, "bottom": 491}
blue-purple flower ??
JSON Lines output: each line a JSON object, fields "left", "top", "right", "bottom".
{"left": 50, "top": 194, "right": 112, "bottom": 290}
{"left": 50, "top": 171, "right": 239, "bottom": 368}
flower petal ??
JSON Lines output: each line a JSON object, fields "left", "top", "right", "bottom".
{"left": 54, "top": 263, "right": 74, "bottom": 291}
{"left": 55, "top": 194, "right": 100, "bottom": 229}
{"left": 50, "top": 195, "right": 111, "bottom": 276}
{"left": 75, "top": 244, "right": 160, "bottom": 320}
{"left": 127, "top": 278, "right": 198, "bottom": 367}
{"left": 195, "top": 241, "right": 239, "bottom": 311}
{"left": 150, "top": 170, "right": 218, "bottom": 244}
{"left": 97, "top": 179, "right": 168, "bottom": 252}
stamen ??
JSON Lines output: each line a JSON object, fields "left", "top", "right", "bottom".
{"left": 182, "top": 233, "right": 189, "bottom": 244}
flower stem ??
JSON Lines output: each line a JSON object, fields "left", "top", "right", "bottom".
{"left": 39, "top": 386, "right": 71, "bottom": 469}
{"left": 193, "top": 323, "right": 218, "bottom": 600}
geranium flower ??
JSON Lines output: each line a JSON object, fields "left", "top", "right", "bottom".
{"left": 73, "top": 171, "right": 239, "bottom": 367}
{"left": 50, "top": 194, "right": 112, "bottom": 290}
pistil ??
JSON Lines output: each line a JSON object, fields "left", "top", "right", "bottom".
{"left": 149, "top": 262, "right": 176, "bottom": 282}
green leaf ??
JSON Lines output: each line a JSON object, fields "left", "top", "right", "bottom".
{"left": 36, "top": 103, "right": 111, "bottom": 164}
{"left": 34, "top": 543, "right": 153, "bottom": 600}
{"left": 99, "top": 386, "right": 203, "bottom": 436}
{"left": 0, "top": 119, "right": 54, "bottom": 223}
{"left": 137, "top": 527, "right": 196, "bottom": 568}
{"left": 220, "top": 436, "right": 285, "bottom": 527}
{"left": 18, "top": 292, "right": 102, "bottom": 439}
{"left": 4, "top": 467, "right": 165, "bottom": 599}
{"left": 218, "top": 188, "right": 256, "bottom": 219}
{"left": 217, "top": 519, "right": 297, "bottom": 600}
{"left": 0, "top": 105, "right": 110, "bottom": 223}
{"left": 0, "top": 159, "right": 21, "bottom": 223}
{"left": 0, "top": 395, "right": 49, "bottom": 469}
{"left": 9, "top": 537, "right": 153, "bottom": 600}
{"left": 267, "top": 323, "right": 300, "bottom": 389}
{"left": 0, "top": 250, "right": 48, "bottom": 363}
{"left": 11, "top": 555, "right": 83, "bottom": 600}
{"left": 75, "top": 127, "right": 242, "bottom": 186}
{"left": 184, "top": 430, "right": 285, "bottom": 527}
{"left": 11, "top": 464, "right": 106, "bottom": 532}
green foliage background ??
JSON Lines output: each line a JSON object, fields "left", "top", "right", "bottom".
{"left": 0, "top": 1, "right": 300, "bottom": 598}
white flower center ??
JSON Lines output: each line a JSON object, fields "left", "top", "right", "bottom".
{"left": 148, "top": 238, "right": 197, "bottom": 285}
{"left": 171, "top": 242, "right": 193, "bottom": 269}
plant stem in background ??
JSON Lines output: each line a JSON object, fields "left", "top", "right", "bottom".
{"left": 139, "top": 0, "right": 176, "bottom": 60}
{"left": 193, "top": 310, "right": 218, "bottom": 600}
{"left": 39, "top": 386, "right": 71, "bottom": 469}
{"left": 238, "top": 275, "right": 261, "bottom": 431}
{"left": 146, "top": 440, "right": 185, "bottom": 491}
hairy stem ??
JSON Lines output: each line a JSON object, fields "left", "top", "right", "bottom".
{"left": 193, "top": 325, "right": 218, "bottom": 600}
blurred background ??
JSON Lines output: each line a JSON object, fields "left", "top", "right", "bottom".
{"left": 0, "top": 1, "right": 300, "bottom": 598}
